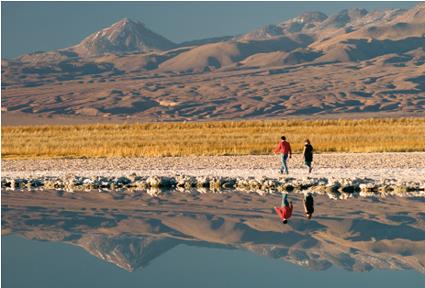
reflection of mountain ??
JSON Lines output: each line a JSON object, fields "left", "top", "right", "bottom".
{"left": 78, "top": 235, "right": 180, "bottom": 271}
{"left": 2, "top": 190, "right": 425, "bottom": 273}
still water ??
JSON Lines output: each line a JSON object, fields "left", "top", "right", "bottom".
{"left": 2, "top": 189, "right": 425, "bottom": 287}
{"left": 2, "top": 234, "right": 425, "bottom": 288}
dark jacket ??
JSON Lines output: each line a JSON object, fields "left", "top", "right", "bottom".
{"left": 304, "top": 144, "right": 313, "bottom": 162}
{"left": 305, "top": 194, "right": 314, "bottom": 214}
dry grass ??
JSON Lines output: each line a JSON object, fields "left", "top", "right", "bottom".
{"left": 2, "top": 118, "right": 425, "bottom": 159}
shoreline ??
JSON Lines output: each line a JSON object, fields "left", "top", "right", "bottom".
{"left": 2, "top": 152, "right": 425, "bottom": 181}
{"left": 2, "top": 153, "right": 425, "bottom": 198}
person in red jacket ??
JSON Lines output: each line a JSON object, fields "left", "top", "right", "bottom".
{"left": 274, "top": 193, "right": 293, "bottom": 224}
{"left": 274, "top": 136, "right": 292, "bottom": 174}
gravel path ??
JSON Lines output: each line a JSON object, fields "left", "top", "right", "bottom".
{"left": 2, "top": 153, "right": 425, "bottom": 181}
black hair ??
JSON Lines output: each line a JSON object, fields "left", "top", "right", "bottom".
{"left": 281, "top": 136, "right": 286, "bottom": 141}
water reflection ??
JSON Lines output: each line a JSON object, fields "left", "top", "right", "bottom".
{"left": 2, "top": 189, "right": 425, "bottom": 274}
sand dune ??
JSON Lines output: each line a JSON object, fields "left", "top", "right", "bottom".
{"left": 2, "top": 4, "right": 425, "bottom": 123}
{"left": 158, "top": 36, "right": 311, "bottom": 72}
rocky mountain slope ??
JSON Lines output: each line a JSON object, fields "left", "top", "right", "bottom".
{"left": 72, "top": 18, "right": 176, "bottom": 57}
{"left": 2, "top": 3, "right": 424, "bottom": 124}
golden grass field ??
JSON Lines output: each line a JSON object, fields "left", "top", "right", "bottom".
{"left": 2, "top": 118, "right": 425, "bottom": 159}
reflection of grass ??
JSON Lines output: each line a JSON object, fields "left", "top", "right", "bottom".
{"left": 2, "top": 118, "right": 425, "bottom": 159}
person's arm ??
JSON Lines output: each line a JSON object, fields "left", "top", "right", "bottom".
{"left": 289, "top": 201, "right": 293, "bottom": 209}
{"left": 302, "top": 146, "right": 306, "bottom": 159}
{"left": 303, "top": 199, "right": 307, "bottom": 213}
{"left": 274, "top": 142, "right": 281, "bottom": 154}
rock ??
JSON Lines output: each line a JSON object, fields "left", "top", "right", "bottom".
{"left": 1, "top": 174, "right": 423, "bottom": 199}
{"left": 359, "top": 191, "right": 378, "bottom": 197}
{"left": 114, "top": 176, "right": 131, "bottom": 187}
{"left": 222, "top": 178, "right": 236, "bottom": 189}
{"left": 236, "top": 178, "right": 250, "bottom": 190}
{"left": 327, "top": 191, "right": 340, "bottom": 200}
{"left": 128, "top": 173, "right": 138, "bottom": 182}
{"left": 161, "top": 176, "right": 177, "bottom": 188}
{"left": 283, "top": 184, "right": 294, "bottom": 192}
{"left": 146, "top": 176, "right": 161, "bottom": 188}
{"left": 248, "top": 178, "right": 262, "bottom": 190}
{"left": 176, "top": 175, "right": 196, "bottom": 189}
{"left": 261, "top": 179, "right": 278, "bottom": 190}
{"left": 133, "top": 180, "right": 148, "bottom": 190}
{"left": 196, "top": 176, "right": 210, "bottom": 188}
{"left": 197, "top": 187, "right": 209, "bottom": 194}
{"left": 209, "top": 177, "right": 223, "bottom": 190}
{"left": 378, "top": 185, "right": 392, "bottom": 193}
{"left": 146, "top": 176, "right": 176, "bottom": 188}
{"left": 147, "top": 187, "right": 161, "bottom": 197}
{"left": 1, "top": 178, "right": 11, "bottom": 188}
{"left": 339, "top": 185, "right": 357, "bottom": 193}
{"left": 393, "top": 186, "right": 409, "bottom": 193}
{"left": 359, "top": 183, "right": 378, "bottom": 192}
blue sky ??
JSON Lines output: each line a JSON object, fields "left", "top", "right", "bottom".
{"left": 1, "top": 1, "right": 417, "bottom": 59}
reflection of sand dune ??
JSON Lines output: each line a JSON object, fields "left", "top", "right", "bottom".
{"left": 2, "top": 189, "right": 424, "bottom": 273}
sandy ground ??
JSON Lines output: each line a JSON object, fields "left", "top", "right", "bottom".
{"left": 2, "top": 111, "right": 418, "bottom": 126}
{"left": 2, "top": 152, "right": 425, "bottom": 181}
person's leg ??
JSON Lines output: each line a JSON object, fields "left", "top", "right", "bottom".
{"left": 305, "top": 161, "right": 312, "bottom": 173}
{"left": 282, "top": 154, "right": 289, "bottom": 174}
{"left": 280, "top": 154, "right": 285, "bottom": 173}
{"left": 282, "top": 193, "right": 289, "bottom": 207}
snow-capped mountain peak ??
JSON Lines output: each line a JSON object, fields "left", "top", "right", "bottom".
{"left": 72, "top": 18, "right": 176, "bottom": 57}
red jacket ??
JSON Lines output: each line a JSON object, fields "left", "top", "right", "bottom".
{"left": 274, "top": 141, "right": 292, "bottom": 155}
{"left": 275, "top": 204, "right": 293, "bottom": 220}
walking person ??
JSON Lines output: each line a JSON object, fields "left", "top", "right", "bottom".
{"left": 274, "top": 136, "right": 292, "bottom": 175}
{"left": 303, "top": 139, "right": 313, "bottom": 173}
{"left": 303, "top": 192, "right": 314, "bottom": 219}
{"left": 274, "top": 193, "right": 293, "bottom": 224}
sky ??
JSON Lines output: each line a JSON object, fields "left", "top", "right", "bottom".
{"left": 1, "top": 1, "right": 418, "bottom": 59}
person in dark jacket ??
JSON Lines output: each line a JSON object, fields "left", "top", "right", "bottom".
{"left": 303, "top": 192, "right": 314, "bottom": 219}
{"left": 303, "top": 139, "right": 313, "bottom": 173}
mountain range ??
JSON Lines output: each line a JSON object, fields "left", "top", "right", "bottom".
{"left": 2, "top": 3, "right": 425, "bottom": 124}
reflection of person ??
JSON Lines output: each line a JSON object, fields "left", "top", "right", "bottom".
{"left": 274, "top": 136, "right": 292, "bottom": 175}
{"left": 304, "top": 192, "right": 314, "bottom": 219}
{"left": 274, "top": 193, "right": 293, "bottom": 224}
{"left": 303, "top": 139, "right": 313, "bottom": 173}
